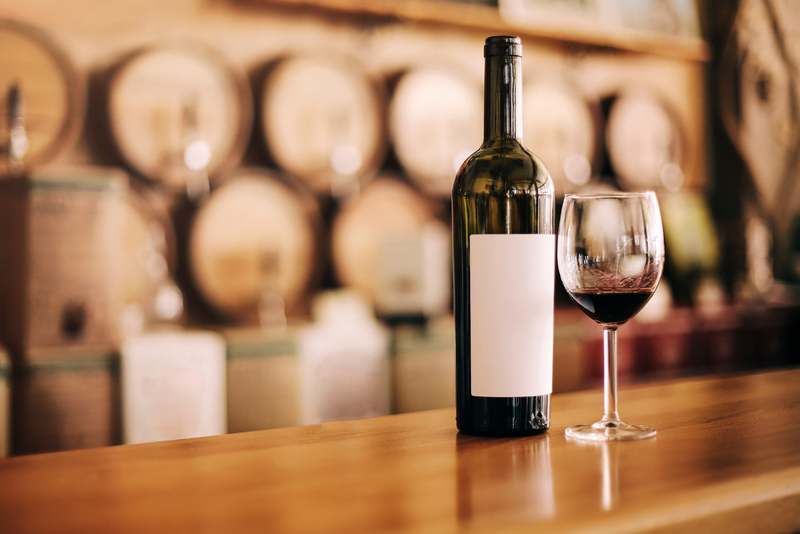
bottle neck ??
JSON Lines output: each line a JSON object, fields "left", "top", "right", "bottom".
{"left": 484, "top": 54, "right": 522, "bottom": 143}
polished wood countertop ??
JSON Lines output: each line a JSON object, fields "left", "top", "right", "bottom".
{"left": 2, "top": 369, "right": 800, "bottom": 533}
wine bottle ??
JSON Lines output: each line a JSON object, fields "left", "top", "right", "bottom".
{"left": 452, "top": 36, "right": 555, "bottom": 436}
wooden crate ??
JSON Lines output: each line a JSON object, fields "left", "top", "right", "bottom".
{"left": 0, "top": 167, "right": 127, "bottom": 360}
{"left": 12, "top": 347, "right": 119, "bottom": 455}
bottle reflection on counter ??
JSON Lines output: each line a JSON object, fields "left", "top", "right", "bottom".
{"left": 457, "top": 434, "right": 554, "bottom": 526}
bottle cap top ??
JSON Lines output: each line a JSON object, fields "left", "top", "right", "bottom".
{"left": 484, "top": 36, "right": 521, "bottom": 57}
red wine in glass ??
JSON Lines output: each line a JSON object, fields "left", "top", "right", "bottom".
{"left": 567, "top": 288, "right": 655, "bottom": 326}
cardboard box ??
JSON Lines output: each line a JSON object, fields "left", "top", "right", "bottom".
{"left": 0, "top": 167, "right": 127, "bottom": 360}
{"left": 391, "top": 318, "right": 456, "bottom": 414}
{"left": 12, "top": 347, "right": 119, "bottom": 455}
{"left": 224, "top": 327, "right": 302, "bottom": 433}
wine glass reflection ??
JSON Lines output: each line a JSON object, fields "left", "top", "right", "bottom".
{"left": 565, "top": 436, "right": 619, "bottom": 512}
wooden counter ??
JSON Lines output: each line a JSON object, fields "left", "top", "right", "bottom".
{"left": 2, "top": 369, "right": 800, "bottom": 533}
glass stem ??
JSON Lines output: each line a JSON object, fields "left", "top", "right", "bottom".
{"left": 603, "top": 327, "right": 620, "bottom": 424}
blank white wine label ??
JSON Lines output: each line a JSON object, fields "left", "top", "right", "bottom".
{"left": 470, "top": 234, "right": 554, "bottom": 397}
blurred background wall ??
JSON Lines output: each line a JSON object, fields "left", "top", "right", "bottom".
{"left": 0, "top": 0, "right": 797, "bottom": 456}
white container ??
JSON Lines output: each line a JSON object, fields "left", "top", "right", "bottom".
{"left": 121, "top": 330, "right": 226, "bottom": 444}
{"left": 376, "top": 223, "right": 451, "bottom": 319}
{"left": 298, "top": 292, "right": 390, "bottom": 424}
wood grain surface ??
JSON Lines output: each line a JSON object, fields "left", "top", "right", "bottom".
{"left": 1, "top": 369, "right": 799, "bottom": 533}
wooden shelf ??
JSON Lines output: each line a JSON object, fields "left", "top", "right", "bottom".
{"left": 243, "top": 0, "right": 710, "bottom": 61}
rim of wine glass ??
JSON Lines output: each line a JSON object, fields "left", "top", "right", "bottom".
{"left": 563, "top": 191, "right": 656, "bottom": 199}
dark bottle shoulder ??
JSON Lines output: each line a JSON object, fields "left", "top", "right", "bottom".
{"left": 453, "top": 138, "right": 554, "bottom": 197}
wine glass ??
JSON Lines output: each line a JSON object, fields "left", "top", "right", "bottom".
{"left": 558, "top": 192, "right": 665, "bottom": 441}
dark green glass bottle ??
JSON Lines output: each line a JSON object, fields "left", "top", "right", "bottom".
{"left": 452, "top": 36, "right": 555, "bottom": 437}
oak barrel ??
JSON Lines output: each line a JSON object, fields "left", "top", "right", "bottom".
{"left": 523, "top": 76, "right": 600, "bottom": 195}
{"left": 331, "top": 177, "right": 448, "bottom": 313}
{"left": 0, "top": 19, "right": 84, "bottom": 176}
{"left": 106, "top": 43, "right": 251, "bottom": 188}
{"left": 188, "top": 168, "right": 322, "bottom": 322}
{"left": 388, "top": 67, "right": 483, "bottom": 197}
{"left": 119, "top": 181, "right": 181, "bottom": 329}
{"left": 258, "top": 54, "right": 385, "bottom": 196}
{"left": 605, "top": 91, "right": 685, "bottom": 191}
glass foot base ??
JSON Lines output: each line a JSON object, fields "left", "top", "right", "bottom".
{"left": 566, "top": 420, "right": 656, "bottom": 441}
